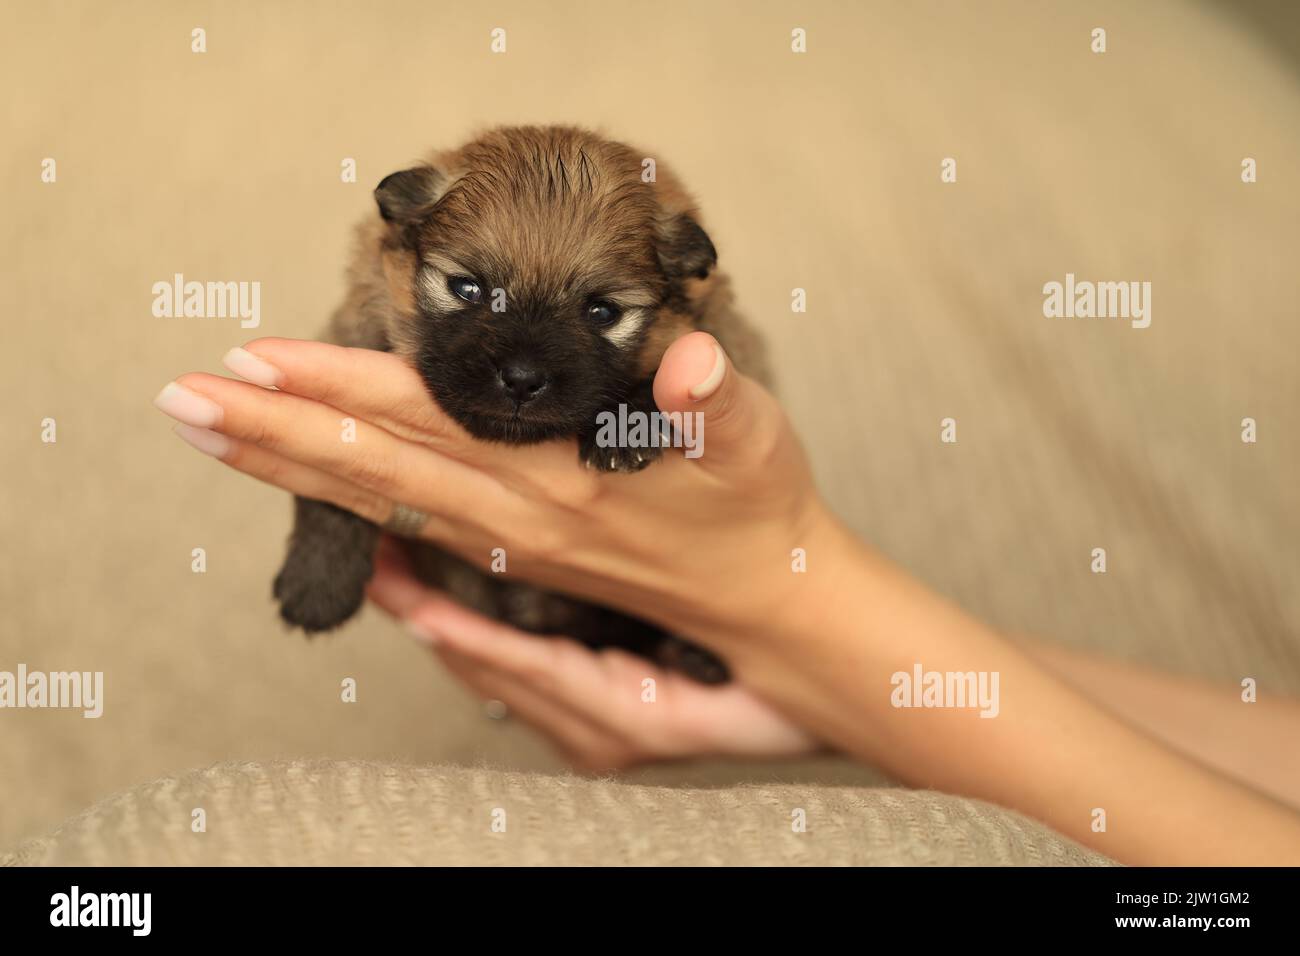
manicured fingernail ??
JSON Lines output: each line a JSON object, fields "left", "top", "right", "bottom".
{"left": 173, "top": 423, "right": 231, "bottom": 459}
{"left": 223, "top": 346, "right": 281, "bottom": 387}
{"left": 153, "top": 382, "right": 222, "bottom": 428}
{"left": 688, "top": 343, "right": 727, "bottom": 400}
{"left": 406, "top": 619, "right": 440, "bottom": 646}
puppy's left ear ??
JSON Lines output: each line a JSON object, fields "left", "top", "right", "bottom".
{"left": 657, "top": 214, "right": 717, "bottom": 282}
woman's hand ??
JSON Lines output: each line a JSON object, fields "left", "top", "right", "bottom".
{"left": 156, "top": 332, "right": 1300, "bottom": 864}
{"left": 155, "top": 332, "right": 831, "bottom": 668}
{"left": 366, "top": 540, "right": 819, "bottom": 770}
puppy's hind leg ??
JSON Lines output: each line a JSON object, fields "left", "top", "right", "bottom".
{"left": 579, "top": 606, "right": 732, "bottom": 685}
{"left": 653, "top": 635, "right": 731, "bottom": 685}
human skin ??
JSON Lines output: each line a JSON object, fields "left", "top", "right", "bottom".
{"left": 366, "top": 548, "right": 1300, "bottom": 817}
{"left": 155, "top": 332, "right": 1300, "bottom": 865}
{"left": 1019, "top": 642, "right": 1300, "bottom": 815}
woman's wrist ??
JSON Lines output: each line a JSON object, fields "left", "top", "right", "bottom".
{"left": 661, "top": 495, "right": 860, "bottom": 657}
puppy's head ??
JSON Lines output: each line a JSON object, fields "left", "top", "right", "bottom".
{"left": 373, "top": 126, "right": 717, "bottom": 443}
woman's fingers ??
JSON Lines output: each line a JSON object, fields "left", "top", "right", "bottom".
{"left": 434, "top": 648, "right": 637, "bottom": 770}
{"left": 175, "top": 423, "right": 384, "bottom": 522}
{"left": 430, "top": 613, "right": 817, "bottom": 760}
{"left": 155, "top": 372, "right": 515, "bottom": 523}
{"left": 369, "top": 555, "right": 661, "bottom": 736}
{"left": 224, "top": 339, "right": 472, "bottom": 450}
{"left": 409, "top": 597, "right": 657, "bottom": 730}
{"left": 365, "top": 551, "right": 640, "bottom": 767}
{"left": 411, "top": 594, "right": 820, "bottom": 759}
{"left": 371, "top": 550, "right": 625, "bottom": 703}
{"left": 368, "top": 554, "right": 820, "bottom": 761}
{"left": 173, "top": 424, "right": 455, "bottom": 537}
{"left": 225, "top": 339, "right": 583, "bottom": 479}
{"left": 369, "top": 555, "right": 705, "bottom": 755}
{"left": 366, "top": 542, "right": 496, "bottom": 622}
{"left": 652, "top": 331, "right": 784, "bottom": 470}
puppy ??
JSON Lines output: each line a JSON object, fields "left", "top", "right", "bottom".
{"left": 273, "top": 126, "right": 770, "bottom": 683}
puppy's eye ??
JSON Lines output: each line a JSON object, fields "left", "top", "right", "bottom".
{"left": 586, "top": 300, "right": 622, "bottom": 326}
{"left": 448, "top": 276, "right": 483, "bottom": 303}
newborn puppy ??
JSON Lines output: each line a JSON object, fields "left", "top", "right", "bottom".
{"left": 273, "top": 125, "right": 770, "bottom": 683}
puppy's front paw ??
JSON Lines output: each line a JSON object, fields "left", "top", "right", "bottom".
{"left": 273, "top": 544, "right": 373, "bottom": 634}
{"left": 578, "top": 433, "right": 663, "bottom": 473}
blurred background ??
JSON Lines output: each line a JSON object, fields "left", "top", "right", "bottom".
{"left": 2, "top": 0, "right": 1298, "bottom": 851}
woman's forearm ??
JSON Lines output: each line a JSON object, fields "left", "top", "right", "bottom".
{"left": 725, "top": 506, "right": 1300, "bottom": 865}
{"left": 1021, "top": 641, "right": 1300, "bottom": 813}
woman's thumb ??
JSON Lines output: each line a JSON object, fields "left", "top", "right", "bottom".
{"left": 653, "top": 331, "right": 762, "bottom": 462}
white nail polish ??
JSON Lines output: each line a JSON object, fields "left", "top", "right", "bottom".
{"left": 688, "top": 343, "right": 727, "bottom": 400}
{"left": 222, "top": 346, "right": 281, "bottom": 387}
{"left": 153, "top": 382, "right": 222, "bottom": 428}
{"left": 173, "top": 424, "right": 231, "bottom": 459}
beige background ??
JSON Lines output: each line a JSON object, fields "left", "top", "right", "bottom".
{"left": 2, "top": 0, "right": 1298, "bottom": 851}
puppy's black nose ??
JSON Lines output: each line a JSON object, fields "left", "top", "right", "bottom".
{"left": 499, "top": 365, "right": 548, "bottom": 403}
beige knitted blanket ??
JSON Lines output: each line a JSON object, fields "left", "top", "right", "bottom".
{"left": 3, "top": 761, "right": 1112, "bottom": 866}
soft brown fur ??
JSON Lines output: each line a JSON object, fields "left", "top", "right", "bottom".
{"left": 275, "top": 126, "right": 769, "bottom": 682}
{"left": 329, "top": 127, "right": 769, "bottom": 385}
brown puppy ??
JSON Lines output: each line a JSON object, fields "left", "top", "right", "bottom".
{"left": 273, "top": 126, "right": 769, "bottom": 682}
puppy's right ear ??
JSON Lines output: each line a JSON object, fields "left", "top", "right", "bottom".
{"left": 374, "top": 166, "right": 445, "bottom": 226}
